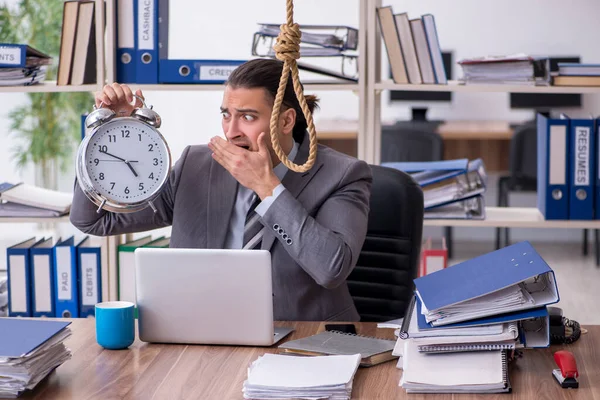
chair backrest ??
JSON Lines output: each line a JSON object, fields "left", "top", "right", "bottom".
{"left": 347, "top": 165, "right": 424, "bottom": 322}
{"left": 508, "top": 122, "right": 537, "bottom": 187}
{"left": 380, "top": 124, "right": 444, "bottom": 163}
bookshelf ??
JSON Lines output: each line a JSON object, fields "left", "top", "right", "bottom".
{"left": 424, "top": 208, "right": 600, "bottom": 229}
{"left": 0, "top": 216, "right": 70, "bottom": 223}
{"left": 375, "top": 80, "right": 600, "bottom": 94}
{"left": 133, "top": 83, "right": 360, "bottom": 92}
{"left": 365, "top": 0, "right": 600, "bottom": 234}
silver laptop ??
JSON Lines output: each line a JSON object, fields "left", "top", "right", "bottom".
{"left": 134, "top": 248, "right": 294, "bottom": 346}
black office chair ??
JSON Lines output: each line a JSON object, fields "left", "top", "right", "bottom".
{"left": 380, "top": 125, "right": 455, "bottom": 258}
{"left": 495, "top": 123, "right": 596, "bottom": 258}
{"left": 347, "top": 165, "right": 424, "bottom": 322}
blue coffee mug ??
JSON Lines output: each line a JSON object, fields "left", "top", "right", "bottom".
{"left": 95, "top": 301, "right": 135, "bottom": 350}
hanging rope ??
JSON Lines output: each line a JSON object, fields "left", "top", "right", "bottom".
{"left": 270, "top": 0, "right": 317, "bottom": 172}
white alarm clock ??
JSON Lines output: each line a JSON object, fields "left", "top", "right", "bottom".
{"left": 76, "top": 95, "right": 171, "bottom": 213}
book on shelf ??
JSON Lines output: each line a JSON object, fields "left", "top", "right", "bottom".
{"left": 553, "top": 75, "right": 600, "bottom": 86}
{"left": 0, "top": 183, "right": 72, "bottom": 215}
{"left": 57, "top": 0, "right": 97, "bottom": 86}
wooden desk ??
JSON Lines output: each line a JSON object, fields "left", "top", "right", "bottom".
{"left": 317, "top": 120, "right": 514, "bottom": 171}
{"left": 21, "top": 319, "right": 600, "bottom": 399}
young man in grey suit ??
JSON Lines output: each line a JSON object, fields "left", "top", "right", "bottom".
{"left": 70, "top": 58, "right": 372, "bottom": 322}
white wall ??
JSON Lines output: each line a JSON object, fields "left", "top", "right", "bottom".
{"left": 0, "top": 0, "right": 599, "bottom": 254}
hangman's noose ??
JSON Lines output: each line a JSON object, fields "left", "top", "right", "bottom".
{"left": 270, "top": 0, "right": 317, "bottom": 173}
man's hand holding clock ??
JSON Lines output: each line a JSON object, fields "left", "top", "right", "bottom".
{"left": 75, "top": 84, "right": 171, "bottom": 213}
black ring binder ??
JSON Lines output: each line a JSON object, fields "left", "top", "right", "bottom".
{"left": 399, "top": 296, "right": 416, "bottom": 339}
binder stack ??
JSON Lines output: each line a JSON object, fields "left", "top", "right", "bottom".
{"left": 395, "top": 241, "right": 559, "bottom": 394}
{"left": 0, "top": 319, "right": 72, "bottom": 398}
{"left": 537, "top": 112, "right": 598, "bottom": 220}
{"left": 251, "top": 23, "right": 358, "bottom": 82}
{"left": 382, "top": 158, "right": 488, "bottom": 220}
{"left": 0, "top": 44, "right": 51, "bottom": 86}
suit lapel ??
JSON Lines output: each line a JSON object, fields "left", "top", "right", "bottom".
{"left": 207, "top": 160, "right": 238, "bottom": 248}
{"left": 261, "top": 134, "right": 323, "bottom": 251}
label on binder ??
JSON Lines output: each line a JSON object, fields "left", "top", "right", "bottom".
{"left": 138, "top": 0, "right": 155, "bottom": 50}
{"left": 0, "top": 47, "right": 21, "bottom": 66}
{"left": 574, "top": 126, "right": 590, "bottom": 186}
{"left": 55, "top": 247, "right": 72, "bottom": 300}
{"left": 81, "top": 253, "right": 98, "bottom": 306}
{"left": 199, "top": 65, "right": 238, "bottom": 81}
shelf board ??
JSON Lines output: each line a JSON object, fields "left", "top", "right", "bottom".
{"left": 424, "top": 207, "right": 600, "bottom": 229}
{"left": 134, "top": 82, "right": 359, "bottom": 92}
{"left": 0, "top": 215, "right": 70, "bottom": 223}
{"left": 375, "top": 80, "right": 600, "bottom": 94}
{"left": 0, "top": 82, "right": 99, "bottom": 93}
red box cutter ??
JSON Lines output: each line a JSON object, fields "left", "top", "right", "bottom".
{"left": 553, "top": 351, "right": 579, "bottom": 388}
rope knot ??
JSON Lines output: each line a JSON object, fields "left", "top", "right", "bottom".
{"left": 273, "top": 23, "right": 301, "bottom": 62}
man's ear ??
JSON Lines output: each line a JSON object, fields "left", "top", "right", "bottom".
{"left": 279, "top": 107, "right": 296, "bottom": 136}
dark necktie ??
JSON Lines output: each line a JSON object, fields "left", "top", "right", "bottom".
{"left": 242, "top": 194, "right": 264, "bottom": 250}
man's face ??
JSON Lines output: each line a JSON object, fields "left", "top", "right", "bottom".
{"left": 220, "top": 86, "right": 273, "bottom": 152}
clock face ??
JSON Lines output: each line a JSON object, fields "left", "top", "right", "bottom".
{"left": 84, "top": 118, "right": 170, "bottom": 205}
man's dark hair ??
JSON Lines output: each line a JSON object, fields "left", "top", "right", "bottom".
{"left": 226, "top": 58, "right": 320, "bottom": 144}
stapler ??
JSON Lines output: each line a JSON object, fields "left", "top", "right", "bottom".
{"left": 552, "top": 350, "right": 579, "bottom": 388}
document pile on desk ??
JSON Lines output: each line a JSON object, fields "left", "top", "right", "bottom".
{"left": 381, "top": 158, "right": 488, "bottom": 220}
{"left": 0, "top": 319, "right": 72, "bottom": 398}
{"left": 243, "top": 353, "right": 361, "bottom": 399}
{"left": 394, "top": 241, "right": 559, "bottom": 394}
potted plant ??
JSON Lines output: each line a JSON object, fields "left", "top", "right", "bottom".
{"left": 0, "top": 0, "right": 94, "bottom": 190}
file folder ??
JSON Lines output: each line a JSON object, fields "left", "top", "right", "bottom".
{"left": 76, "top": 236, "right": 102, "bottom": 317}
{"left": 54, "top": 236, "right": 79, "bottom": 318}
{"left": 0, "top": 319, "right": 71, "bottom": 358}
{"left": 118, "top": 236, "right": 153, "bottom": 304}
{"left": 116, "top": 0, "right": 137, "bottom": 83}
{"left": 7, "top": 238, "right": 43, "bottom": 317}
{"left": 381, "top": 159, "right": 469, "bottom": 187}
{"left": 568, "top": 118, "right": 595, "bottom": 220}
{"left": 0, "top": 43, "right": 51, "bottom": 68}
{"left": 413, "top": 298, "right": 550, "bottom": 348}
{"left": 424, "top": 195, "right": 485, "bottom": 220}
{"left": 537, "top": 113, "right": 570, "bottom": 220}
{"left": 158, "top": 59, "right": 246, "bottom": 84}
{"left": 414, "top": 241, "right": 559, "bottom": 327}
{"left": 30, "top": 238, "right": 56, "bottom": 318}
{"left": 135, "top": 0, "right": 158, "bottom": 83}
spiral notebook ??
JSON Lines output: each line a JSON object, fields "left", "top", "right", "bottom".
{"left": 400, "top": 340, "right": 511, "bottom": 393}
{"left": 277, "top": 330, "right": 396, "bottom": 367}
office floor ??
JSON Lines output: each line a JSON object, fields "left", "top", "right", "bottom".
{"left": 449, "top": 241, "right": 600, "bottom": 325}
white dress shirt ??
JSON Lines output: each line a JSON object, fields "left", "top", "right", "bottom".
{"left": 223, "top": 141, "right": 299, "bottom": 249}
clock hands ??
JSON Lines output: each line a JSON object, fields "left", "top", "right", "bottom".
{"left": 98, "top": 148, "right": 139, "bottom": 177}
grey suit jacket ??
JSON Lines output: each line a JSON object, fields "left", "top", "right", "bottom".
{"left": 70, "top": 133, "right": 372, "bottom": 321}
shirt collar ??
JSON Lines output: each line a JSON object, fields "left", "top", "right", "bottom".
{"left": 273, "top": 140, "right": 299, "bottom": 181}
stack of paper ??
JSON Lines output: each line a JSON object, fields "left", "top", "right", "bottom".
{"left": 400, "top": 340, "right": 510, "bottom": 393}
{"left": 382, "top": 158, "right": 488, "bottom": 220}
{"left": 243, "top": 353, "right": 361, "bottom": 400}
{"left": 457, "top": 54, "right": 550, "bottom": 86}
{"left": 0, "top": 182, "right": 72, "bottom": 217}
{"left": 0, "top": 319, "right": 72, "bottom": 398}
{"left": 0, "top": 277, "right": 7, "bottom": 317}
